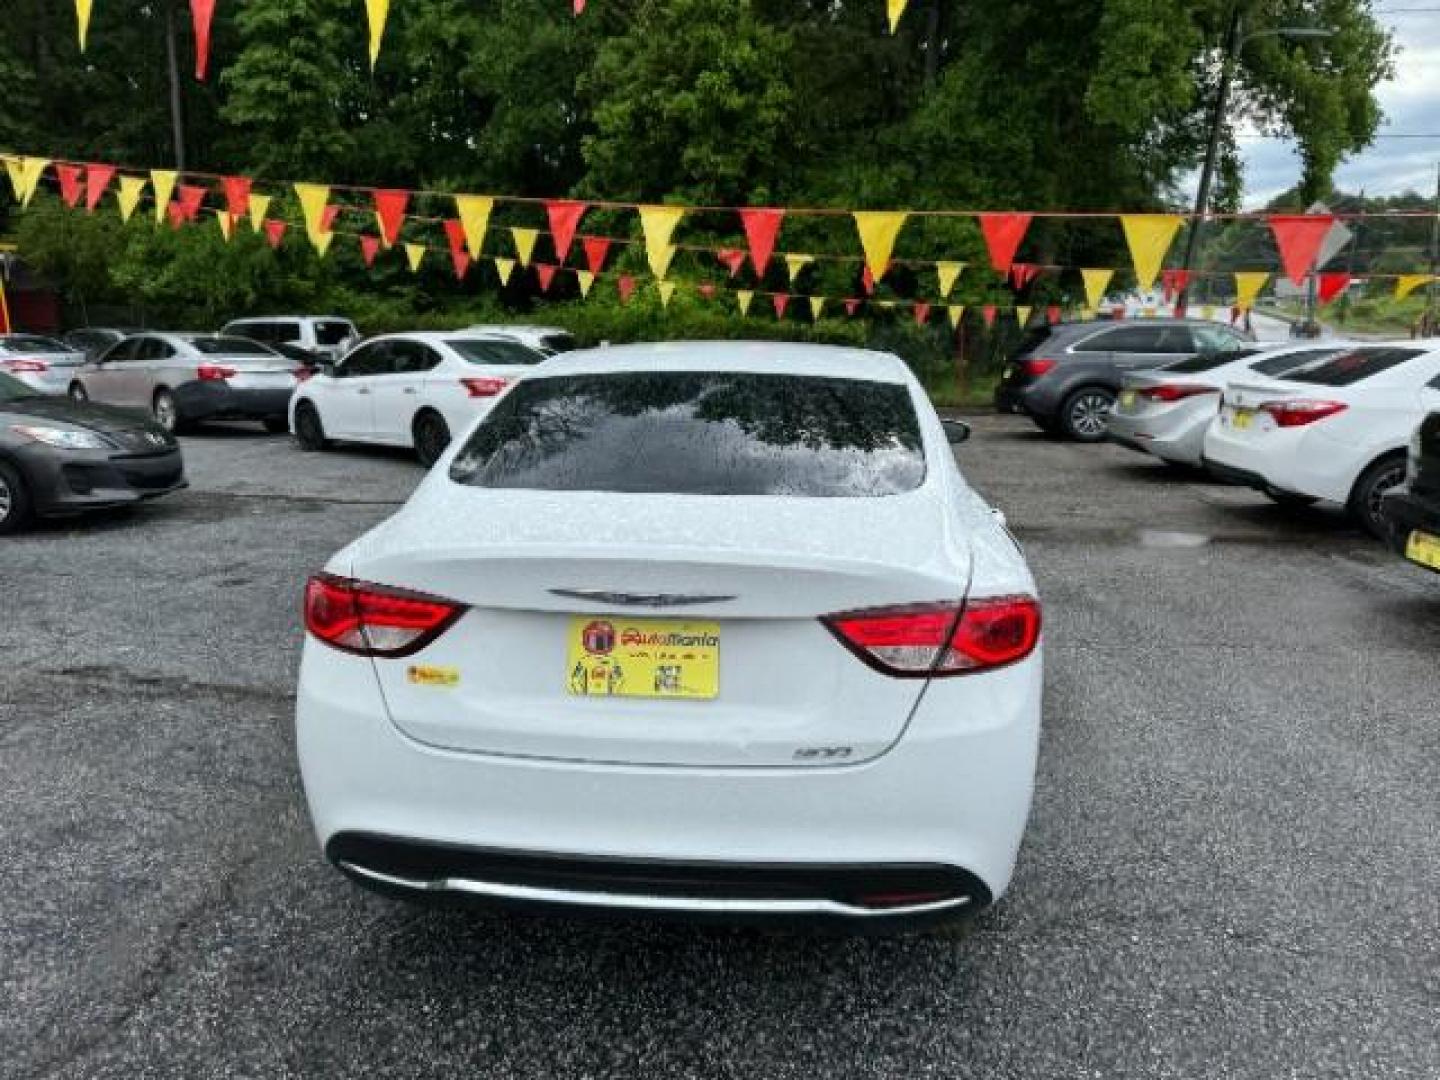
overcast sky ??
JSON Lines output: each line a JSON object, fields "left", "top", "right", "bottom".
{"left": 1215, "top": 9, "right": 1440, "bottom": 205}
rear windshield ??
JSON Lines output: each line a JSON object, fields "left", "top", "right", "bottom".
{"left": 315, "top": 321, "right": 354, "bottom": 345}
{"left": 447, "top": 339, "right": 546, "bottom": 366}
{"left": 1163, "top": 348, "right": 1259, "bottom": 374}
{"left": 0, "top": 336, "right": 68, "bottom": 354}
{"left": 1283, "top": 348, "right": 1423, "bottom": 387}
{"left": 182, "top": 336, "right": 279, "bottom": 356}
{"left": 1247, "top": 347, "right": 1345, "bottom": 377}
{"left": 450, "top": 371, "right": 926, "bottom": 497}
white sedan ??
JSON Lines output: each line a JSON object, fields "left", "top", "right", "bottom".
{"left": 1203, "top": 343, "right": 1440, "bottom": 536}
{"left": 289, "top": 332, "right": 548, "bottom": 465}
{"left": 1106, "top": 341, "right": 1352, "bottom": 467}
{"left": 295, "top": 342, "right": 1043, "bottom": 933}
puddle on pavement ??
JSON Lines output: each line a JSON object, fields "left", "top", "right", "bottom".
{"left": 1013, "top": 523, "right": 1360, "bottom": 549}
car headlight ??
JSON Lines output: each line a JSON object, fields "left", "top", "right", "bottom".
{"left": 10, "top": 425, "right": 111, "bottom": 450}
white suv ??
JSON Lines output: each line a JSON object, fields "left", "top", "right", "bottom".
{"left": 222, "top": 317, "right": 360, "bottom": 362}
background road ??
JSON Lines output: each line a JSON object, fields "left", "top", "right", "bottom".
{"left": 2, "top": 419, "right": 1436, "bottom": 1079}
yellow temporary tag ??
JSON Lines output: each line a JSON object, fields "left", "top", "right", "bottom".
{"left": 407, "top": 665, "right": 460, "bottom": 688}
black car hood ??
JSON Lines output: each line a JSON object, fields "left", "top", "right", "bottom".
{"left": 0, "top": 395, "right": 159, "bottom": 435}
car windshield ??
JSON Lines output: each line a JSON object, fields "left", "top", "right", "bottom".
{"left": 1247, "top": 347, "right": 1346, "bottom": 377}
{"left": 315, "top": 321, "right": 354, "bottom": 345}
{"left": 447, "top": 339, "right": 547, "bottom": 366}
{"left": 450, "top": 371, "right": 927, "bottom": 497}
{"left": 539, "top": 333, "right": 576, "bottom": 354}
{"left": 181, "top": 335, "right": 280, "bottom": 356}
{"left": 1, "top": 335, "right": 69, "bottom": 354}
{"left": 0, "top": 371, "right": 38, "bottom": 400}
{"left": 1162, "top": 348, "right": 1257, "bottom": 374}
{"left": 1282, "top": 347, "right": 1424, "bottom": 387}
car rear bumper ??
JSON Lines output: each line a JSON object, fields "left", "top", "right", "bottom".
{"left": 994, "top": 383, "right": 1029, "bottom": 414}
{"left": 1381, "top": 487, "right": 1440, "bottom": 572}
{"left": 15, "top": 444, "right": 187, "bottom": 516}
{"left": 175, "top": 383, "right": 293, "bottom": 421}
{"left": 1106, "top": 409, "right": 1207, "bottom": 466}
{"left": 296, "top": 641, "right": 1042, "bottom": 928}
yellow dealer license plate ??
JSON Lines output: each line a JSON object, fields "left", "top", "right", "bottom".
{"left": 1119, "top": 389, "right": 1137, "bottom": 409}
{"left": 1231, "top": 408, "right": 1255, "bottom": 431}
{"left": 1406, "top": 530, "right": 1440, "bottom": 571}
{"left": 567, "top": 617, "right": 720, "bottom": 700}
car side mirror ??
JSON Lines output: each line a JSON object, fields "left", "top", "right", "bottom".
{"left": 942, "top": 419, "right": 972, "bottom": 445}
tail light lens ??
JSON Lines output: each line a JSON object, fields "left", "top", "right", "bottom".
{"left": 823, "top": 595, "right": 1041, "bottom": 678}
{"left": 460, "top": 376, "right": 511, "bottom": 398}
{"left": 304, "top": 573, "right": 466, "bottom": 658}
{"left": 1020, "top": 358, "right": 1057, "bottom": 377}
{"left": 1261, "top": 400, "right": 1347, "bottom": 427}
{"left": 2, "top": 359, "right": 48, "bottom": 373}
{"left": 1138, "top": 384, "right": 1219, "bottom": 403}
{"left": 196, "top": 364, "right": 237, "bottom": 381}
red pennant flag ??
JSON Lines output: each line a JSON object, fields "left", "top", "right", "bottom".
{"left": 442, "top": 219, "right": 467, "bottom": 258}
{"left": 738, "top": 208, "right": 785, "bottom": 277}
{"left": 84, "top": 165, "right": 116, "bottom": 211}
{"left": 1009, "top": 262, "right": 1040, "bottom": 290}
{"left": 452, "top": 251, "right": 471, "bottom": 280}
{"left": 264, "top": 220, "right": 287, "bottom": 248}
{"left": 320, "top": 204, "right": 340, "bottom": 233}
{"left": 773, "top": 294, "right": 790, "bottom": 319}
{"left": 698, "top": 284, "right": 717, "bottom": 300}
{"left": 190, "top": 0, "right": 216, "bottom": 80}
{"left": 221, "top": 176, "right": 251, "bottom": 219}
{"left": 913, "top": 302, "right": 931, "bottom": 326}
{"left": 373, "top": 189, "right": 410, "bottom": 247}
{"left": 981, "top": 304, "right": 997, "bottom": 328}
{"left": 574, "top": 0, "right": 586, "bottom": 12}
{"left": 862, "top": 266, "right": 876, "bottom": 295}
{"left": 1268, "top": 214, "right": 1335, "bottom": 286}
{"left": 545, "top": 201, "right": 587, "bottom": 264}
{"left": 582, "top": 236, "right": 612, "bottom": 275}
{"left": 617, "top": 275, "right": 636, "bottom": 304}
{"left": 359, "top": 235, "right": 380, "bottom": 267}
{"left": 1173, "top": 299, "right": 1187, "bottom": 318}
{"left": 844, "top": 299, "right": 861, "bottom": 317}
{"left": 715, "top": 248, "right": 747, "bottom": 278}
{"left": 535, "top": 263, "right": 558, "bottom": 292}
{"left": 1046, "top": 305, "right": 1062, "bottom": 325}
{"left": 177, "top": 183, "right": 207, "bottom": 222}
{"left": 1161, "top": 268, "right": 1192, "bottom": 301}
{"left": 167, "top": 202, "right": 186, "bottom": 230}
{"left": 978, "top": 213, "right": 1032, "bottom": 277}
{"left": 1317, "top": 272, "right": 1350, "bottom": 306}
{"left": 57, "top": 164, "right": 84, "bottom": 207}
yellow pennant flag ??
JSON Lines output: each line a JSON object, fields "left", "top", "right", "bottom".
{"left": 638, "top": 205, "right": 686, "bottom": 280}
{"left": 1080, "top": 268, "right": 1115, "bottom": 310}
{"left": 511, "top": 227, "right": 539, "bottom": 267}
{"left": 404, "top": 244, "right": 426, "bottom": 273}
{"left": 736, "top": 289, "right": 754, "bottom": 316}
{"left": 1395, "top": 274, "right": 1435, "bottom": 301}
{"left": 1233, "top": 271, "right": 1269, "bottom": 309}
{"left": 116, "top": 176, "right": 146, "bottom": 222}
{"left": 935, "top": 261, "right": 964, "bottom": 298}
{"left": 17, "top": 157, "right": 50, "bottom": 207}
{"left": 888, "top": 0, "right": 909, "bottom": 33}
{"left": 658, "top": 281, "right": 676, "bottom": 308}
{"left": 808, "top": 297, "right": 827, "bottom": 322}
{"left": 493, "top": 257, "right": 516, "bottom": 285}
{"left": 150, "top": 169, "right": 178, "bottom": 223}
{"left": 785, "top": 254, "right": 813, "bottom": 285}
{"left": 2, "top": 157, "right": 24, "bottom": 200}
{"left": 248, "top": 194, "right": 272, "bottom": 231}
{"left": 1119, "top": 215, "right": 1182, "bottom": 293}
{"left": 293, "top": 183, "right": 331, "bottom": 246}
{"left": 1016, "top": 305, "right": 1032, "bottom": 327}
{"left": 75, "top": 0, "right": 93, "bottom": 51}
{"left": 947, "top": 305, "right": 966, "bottom": 329}
{"left": 217, "top": 213, "right": 234, "bottom": 241}
{"left": 365, "top": 0, "right": 390, "bottom": 68}
{"left": 312, "top": 230, "right": 335, "bottom": 259}
{"left": 853, "top": 212, "right": 908, "bottom": 281}
{"left": 455, "top": 195, "right": 494, "bottom": 259}
{"left": 576, "top": 270, "right": 595, "bottom": 298}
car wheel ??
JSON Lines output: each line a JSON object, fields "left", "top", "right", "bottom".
{"left": 152, "top": 389, "right": 183, "bottom": 434}
{"left": 263, "top": 416, "right": 289, "bottom": 435}
{"left": 68, "top": 382, "right": 89, "bottom": 404}
{"left": 1347, "top": 453, "right": 1407, "bottom": 540}
{"left": 1264, "top": 488, "right": 1318, "bottom": 509}
{"left": 413, "top": 410, "right": 451, "bottom": 468}
{"left": 0, "top": 460, "right": 35, "bottom": 536}
{"left": 292, "top": 402, "right": 331, "bottom": 452}
{"left": 1060, "top": 387, "right": 1115, "bottom": 442}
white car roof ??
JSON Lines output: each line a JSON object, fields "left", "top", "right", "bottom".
{"left": 530, "top": 341, "right": 914, "bottom": 382}
{"left": 365, "top": 331, "right": 540, "bottom": 346}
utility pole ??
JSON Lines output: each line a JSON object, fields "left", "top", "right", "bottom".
{"left": 1429, "top": 162, "right": 1439, "bottom": 336}
{"left": 165, "top": 0, "right": 187, "bottom": 171}
{"left": 1179, "top": 8, "right": 1242, "bottom": 310}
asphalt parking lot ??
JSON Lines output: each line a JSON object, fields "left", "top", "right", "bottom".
{"left": 3, "top": 415, "right": 1437, "bottom": 1079}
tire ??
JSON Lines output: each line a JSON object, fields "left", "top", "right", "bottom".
{"left": 0, "top": 460, "right": 35, "bottom": 536}
{"left": 292, "top": 401, "right": 331, "bottom": 452}
{"left": 1347, "top": 453, "right": 1407, "bottom": 540}
{"left": 263, "top": 416, "right": 289, "bottom": 435}
{"left": 413, "top": 410, "right": 451, "bottom": 468}
{"left": 1264, "top": 488, "right": 1318, "bottom": 509}
{"left": 1059, "top": 387, "right": 1116, "bottom": 442}
{"left": 152, "top": 389, "right": 183, "bottom": 434}
{"left": 68, "top": 382, "right": 89, "bottom": 404}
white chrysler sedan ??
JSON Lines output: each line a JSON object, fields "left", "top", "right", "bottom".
{"left": 295, "top": 343, "right": 1043, "bottom": 932}
{"left": 288, "top": 332, "right": 548, "bottom": 466}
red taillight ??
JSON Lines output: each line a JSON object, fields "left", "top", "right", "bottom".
{"left": 196, "top": 363, "right": 237, "bottom": 381}
{"left": 460, "top": 376, "right": 512, "bottom": 398}
{"left": 1261, "top": 399, "right": 1348, "bottom": 427}
{"left": 293, "top": 367, "right": 314, "bottom": 382}
{"left": 2, "top": 359, "right": 48, "bottom": 373}
{"left": 1137, "top": 384, "right": 1219, "bottom": 403}
{"left": 303, "top": 573, "right": 466, "bottom": 657}
{"left": 1021, "top": 357, "right": 1057, "bottom": 377}
{"left": 823, "top": 595, "right": 1041, "bottom": 678}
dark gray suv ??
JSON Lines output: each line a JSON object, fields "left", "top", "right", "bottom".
{"left": 995, "top": 318, "right": 1254, "bottom": 440}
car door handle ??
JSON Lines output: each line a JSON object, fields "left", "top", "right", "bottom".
{"left": 403, "top": 387, "right": 417, "bottom": 395}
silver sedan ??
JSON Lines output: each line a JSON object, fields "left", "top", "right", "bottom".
{"left": 68, "top": 333, "right": 304, "bottom": 434}
{"left": 0, "top": 334, "right": 87, "bottom": 396}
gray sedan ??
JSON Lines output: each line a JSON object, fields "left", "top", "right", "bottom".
{"left": 68, "top": 333, "right": 302, "bottom": 434}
